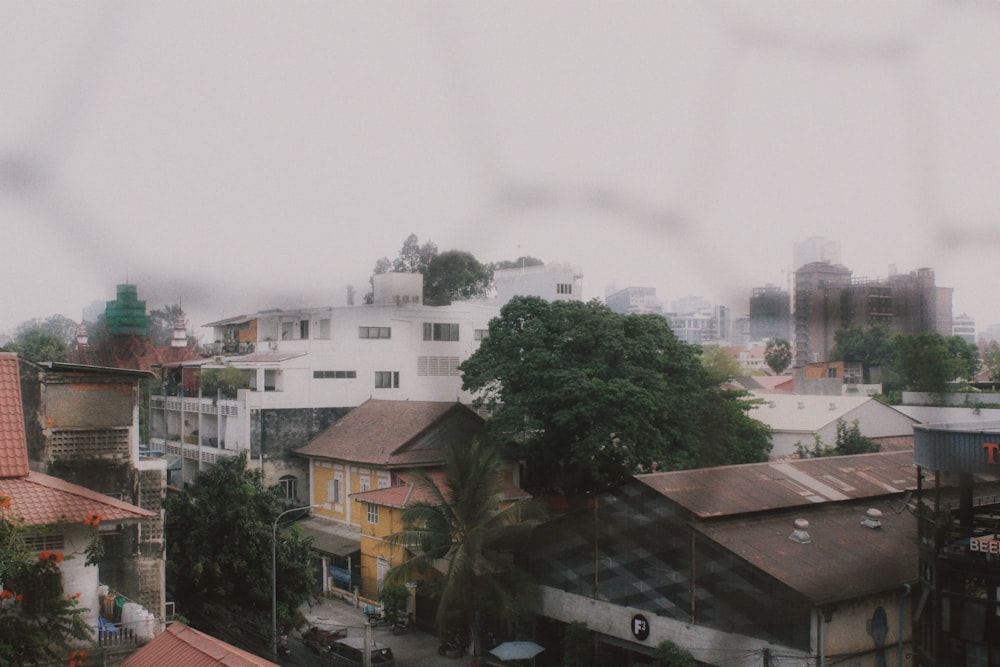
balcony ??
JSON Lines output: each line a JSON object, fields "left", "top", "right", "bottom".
{"left": 95, "top": 586, "right": 160, "bottom": 649}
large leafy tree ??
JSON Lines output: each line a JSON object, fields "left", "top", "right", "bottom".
{"left": 164, "top": 454, "right": 316, "bottom": 657}
{"left": 763, "top": 338, "right": 792, "bottom": 375}
{"left": 423, "top": 250, "right": 493, "bottom": 306}
{"left": 984, "top": 341, "right": 1000, "bottom": 382}
{"left": 2, "top": 315, "right": 79, "bottom": 363}
{"left": 385, "top": 438, "right": 544, "bottom": 655}
{"left": 894, "top": 333, "right": 978, "bottom": 393}
{"left": 0, "top": 500, "right": 90, "bottom": 665}
{"left": 460, "top": 297, "right": 771, "bottom": 494}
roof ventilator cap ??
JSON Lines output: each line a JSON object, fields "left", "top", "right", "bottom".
{"left": 789, "top": 518, "right": 812, "bottom": 544}
{"left": 862, "top": 508, "right": 883, "bottom": 529}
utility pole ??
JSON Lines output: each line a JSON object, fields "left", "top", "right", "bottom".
{"left": 364, "top": 621, "right": 373, "bottom": 667}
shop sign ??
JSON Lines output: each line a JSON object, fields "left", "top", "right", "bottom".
{"left": 970, "top": 536, "right": 1000, "bottom": 554}
{"left": 631, "top": 614, "right": 650, "bottom": 641}
{"left": 985, "top": 443, "right": 1000, "bottom": 465}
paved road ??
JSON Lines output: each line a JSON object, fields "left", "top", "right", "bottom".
{"left": 277, "top": 595, "right": 483, "bottom": 667}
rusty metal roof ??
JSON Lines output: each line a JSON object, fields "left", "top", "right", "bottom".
{"left": 636, "top": 450, "right": 916, "bottom": 518}
{"left": 696, "top": 499, "right": 918, "bottom": 604}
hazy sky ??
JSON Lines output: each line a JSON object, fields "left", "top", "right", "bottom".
{"left": 2, "top": 1, "right": 999, "bottom": 340}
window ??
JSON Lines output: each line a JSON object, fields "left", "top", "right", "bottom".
{"left": 314, "top": 370, "right": 357, "bottom": 379}
{"left": 327, "top": 477, "right": 342, "bottom": 504}
{"left": 374, "top": 371, "right": 399, "bottom": 389}
{"left": 23, "top": 534, "right": 65, "bottom": 551}
{"left": 359, "top": 326, "right": 391, "bottom": 339}
{"left": 300, "top": 320, "right": 309, "bottom": 339}
{"left": 474, "top": 329, "right": 489, "bottom": 341}
{"left": 278, "top": 475, "right": 297, "bottom": 501}
{"left": 557, "top": 283, "right": 573, "bottom": 294}
{"left": 360, "top": 477, "right": 370, "bottom": 493}
{"left": 417, "top": 356, "right": 460, "bottom": 376}
{"left": 422, "top": 322, "right": 460, "bottom": 341}
{"left": 367, "top": 503, "right": 379, "bottom": 525}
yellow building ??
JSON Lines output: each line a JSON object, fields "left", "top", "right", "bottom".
{"left": 294, "top": 399, "right": 527, "bottom": 601}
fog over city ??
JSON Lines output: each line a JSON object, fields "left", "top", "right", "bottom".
{"left": 2, "top": 2, "right": 1000, "bottom": 340}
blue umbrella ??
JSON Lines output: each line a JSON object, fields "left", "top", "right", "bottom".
{"left": 489, "top": 641, "right": 545, "bottom": 661}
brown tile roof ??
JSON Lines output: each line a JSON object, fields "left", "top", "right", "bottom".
{"left": 696, "top": 499, "right": 917, "bottom": 604}
{"left": 0, "top": 472, "right": 155, "bottom": 526}
{"left": 121, "top": 622, "right": 281, "bottom": 667}
{"left": 636, "top": 450, "right": 916, "bottom": 518}
{"left": 0, "top": 353, "right": 29, "bottom": 478}
{"left": 0, "top": 353, "right": 154, "bottom": 526}
{"left": 352, "top": 470, "right": 531, "bottom": 509}
{"left": 294, "top": 400, "right": 485, "bottom": 468}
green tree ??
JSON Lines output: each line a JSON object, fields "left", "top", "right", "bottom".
{"left": 699, "top": 345, "right": 744, "bottom": 384}
{"left": 164, "top": 454, "right": 316, "bottom": 657}
{"left": 829, "top": 325, "right": 895, "bottom": 367}
{"left": 945, "top": 335, "right": 980, "bottom": 381}
{"left": 385, "top": 438, "right": 544, "bottom": 656}
{"left": 796, "top": 419, "right": 880, "bottom": 458}
{"left": 764, "top": 338, "right": 792, "bottom": 375}
{"left": 460, "top": 297, "right": 771, "bottom": 494}
{"left": 2, "top": 315, "right": 79, "bottom": 362}
{"left": 147, "top": 305, "right": 193, "bottom": 347}
{"left": 984, "top": 341, "right": 1000, "bottom": 382}
{"left": 199, "top": 364, "right": 250, "bottom": 399}
{"left": 0, "top": 502, "right": 90, "bottom": 665}
{"left": 423, "top": 250, "right": 493, "bottom": 306}
{"left": 893, "top": 333, "right": 963, "bottom": 393}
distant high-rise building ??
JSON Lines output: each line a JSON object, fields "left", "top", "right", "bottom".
{"left": 670, "top": 295, "right": 711, "bottom": 315}
{"left": 983, "top": 323, "right": 1000, "bottom": 344}
{"left": 605, "top": 286, "right": 663, "bottom": 315}
{"left": 952, "top": 313, "right": 976, "bottom": 345}
{"left": 793, "top": 237, "right": 842, "bottom": 271}
{"left": 793, "top": 262, "right": 953, "bottom": 366}
{"left": 749, "top": 284, "right": 791, "bottom": 342}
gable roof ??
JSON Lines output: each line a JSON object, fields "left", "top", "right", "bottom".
{"left": 635, "top": 450, "right": 916, "bottom": 518}
{"left": 0, "top": 352, "right": 154, "bottom": 526}
{"left": 294, "top": 400, "right": 486, "bottom": 468}
{"left": 120, "top": 622, "right": 281, "bottom": 667}
{"left": 747, "top": 393, "right": 910, "bottom": 432}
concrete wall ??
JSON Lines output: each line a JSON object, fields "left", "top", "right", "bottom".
{"left": 538, "top": 586, "right": 809, "bottom": 667}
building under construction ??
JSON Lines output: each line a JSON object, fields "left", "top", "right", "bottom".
{"left": 794, "top": 263, "right": 953, "bottom": 366}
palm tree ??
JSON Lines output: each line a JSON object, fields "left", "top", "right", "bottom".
{"left": 385, "top": 438, "right": 544, "bottom": 656}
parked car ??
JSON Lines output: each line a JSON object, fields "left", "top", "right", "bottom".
{"left": 321, "top": 636, "right": 395, "bottom": 666}
{"left": 302, "top": 625, "right": 348, "bottom": 654}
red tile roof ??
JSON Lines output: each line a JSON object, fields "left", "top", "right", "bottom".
{"left": 0, "top": 353, "right": 154, "bottom": 526}
{"left": 352, "top": 470, "right": 531, "bottom": 509}
{"left": 294, "top": 400, "right": 485, "bottom": 467}
{"left": 0, "top": 472, "right": 155, "bottom": 526}
{"left": 121, "top": 622, "right": 281, "bottom": 667}
{"left": 0, "top": 353, "right": 30, "bottom": 478}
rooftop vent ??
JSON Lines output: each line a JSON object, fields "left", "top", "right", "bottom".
{"left": 788, "top": 518, "right": 812, "bottom": 544}
{"left": 829, "top": 402, "right": 837, "bottom": 410}
{"left": 797, "top": 402, "right": 806, "bottom": 410}
{"left": 862, "top": 508, "right": 883, "bottom": 529}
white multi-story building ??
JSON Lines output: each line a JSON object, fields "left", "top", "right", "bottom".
{"left": 952, "top": 312, "right": 976, "bottom": 345}
{"left": 494, "top": 263, "right": 583, "bottom": 306}
{"left": 150, "top": 274, "right": 500, "bottom": 497}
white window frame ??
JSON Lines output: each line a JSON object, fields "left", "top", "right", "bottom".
{"left": 367, "top": 502, "right": 379, "bottom": 525}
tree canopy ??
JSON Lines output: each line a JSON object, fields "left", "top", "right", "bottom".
{"left": 163, "top": 454, "right": 316, "bottom": 657}
{"left": 2, "top": 315, "right": 79, "bottom": 363}
{"left": 460, "top": 297, "right": 771, "bottom": 494}
{"left": 423, "top": 250, "right": 493, "bottom": 305}
{"left": 764, "top": 338, "right": 792, "bottom": 375}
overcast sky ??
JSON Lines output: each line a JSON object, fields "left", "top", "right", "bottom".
{"left": 2, "top": 1, "right": 999, "bottom": 340}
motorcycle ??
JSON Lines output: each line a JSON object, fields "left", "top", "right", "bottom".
{"left": 364, "top": 604, "right": 389, "bottom": 627}
{"left": 391, "top": 613, "right": 414, "bottom": 635}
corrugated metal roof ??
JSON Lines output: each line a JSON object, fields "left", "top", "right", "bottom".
{"left": 121, "top": 622, "right": 281, "bottom": 667}
{"left": 696, "top": 499, "right": 917, "bottom": 604}
{"left": 294, "top": 517, "right": 360, "bottom": 557}
{"left": 636, "top": 450, "right": 917, "bottom": 518}
{"left": 748, "top": 393, "right": 883, "bottom": 432}
{"left": 351, "top": 471, "right": 531, "bottom": 509}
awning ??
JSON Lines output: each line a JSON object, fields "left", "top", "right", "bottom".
{"left": 293, "top": 517, "right": 361, "bottom": 557}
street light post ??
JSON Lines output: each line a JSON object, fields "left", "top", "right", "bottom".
{"left": 272, "top": 503, "right": 323, "bottom": 659}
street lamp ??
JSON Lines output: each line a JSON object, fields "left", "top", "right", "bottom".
{"left": 272, "top": 503, "right": 326, "bottom": 658}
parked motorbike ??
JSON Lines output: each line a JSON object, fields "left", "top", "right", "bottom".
{"left": 364, "top": 604, "right": 389, "bottom": 627}
{"left": 391, "top": 613, "right": 414, "bottom": 635}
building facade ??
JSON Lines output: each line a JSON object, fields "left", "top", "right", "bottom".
{"left": 149, "top": 292, "right": 500, "bottom": 496}
{"left": 749, "top": 284, "right": 791, "bottom": 342}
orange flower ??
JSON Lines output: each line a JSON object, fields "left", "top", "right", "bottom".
{"left": 84, "top": 513, "right": 103, "bottom": 527}
{"left": 38, "top": 551, "right": 49, "bottom": 561}
{"left": 0, "top": 495, "right": 11, "bottom": 509}
{"left": 0, "top": 590, "right": 13, "bottom": 600}
{"left": 14, "top": 593, "right": 22, "bottom": 602}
